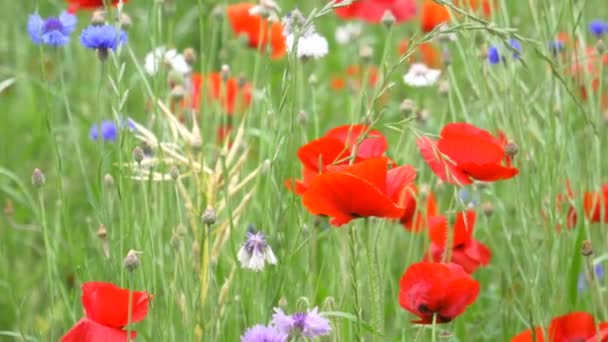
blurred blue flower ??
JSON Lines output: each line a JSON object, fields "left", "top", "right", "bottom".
{"left": 80, "top": 24, "right": 127, "bottom": 52}
{"left": 241, "top": 324, "right": 286, "bottom": 342}
{"left": 577, "top": 263, "right": 604, "bottom": 292}
{"left": 509, "top": 39, "right": 522, "bottom": 59}
{"left": 90, "top": 121, "right": 118, "bottom": 142}
{"left": 548, "top": 40, "right": 564, "bottom": 56}
{"left": 488, "top": 45, "right": 500, "bottom": 64}
{"left": 28, "top": 11, "right": 77, "bottom": 46}
{"left": 588, "top": 20, "right": 606, "bottom": 37}
{"left": 458, "top": 189, "right": 469, "bottom": 202}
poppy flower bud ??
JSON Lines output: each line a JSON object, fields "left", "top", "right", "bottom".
{"left": 183, "top": 48, "right": 197, "bottom": 66}
{"left": 104, "top": 173, "right": 114, "bottom": 187}
{"left": 132, "top": 146, "right": 144, "bottom": 165}
{"left": 416, "top": 109, "right": 430, "bottom": 125}
{"left": 119, "top": 13, "right": 132, "bottom": 30}
{"left": 482, "top": 201, "right": 494, "bottom": 218}
{"left": 96, "top": 224, "right": 107, "bottom": 240}
{"left": 399, "top": 99, "right": 416, "bottom": 116}
{"left": 169, "top": 166, "right": 180, "bottom": 181}
{"left": 32, "top": 168, "right": 46, "bottom": 188}
{"left": 438, "top": 80, "right": 449, "bottom": 96}
{"left": 596, "top": 40, "right": 606, "bottom": 54}
{"left": 278, "top": 297, "right": 288, "bottom": 308}
{"left": 4, "top": 199, "right": 14, "bottom": 217}
{"left": 297, "top": 110, "right": 308, "bottom": 124}
{"left": 359, "top": 45, "right": 373, "bottom": 63}
{"left": 581, "top": 240, "right": 593, "bottom": 256}
{"left": 381, "top": 10, "right": 396, "bottom": 28}
{"left": 505, "top": 142, "right": 519, "bottom": 157}
{"left": 170, "top": 85, "right": 186, "bottom": 101}
{"left": 201, "top": 207, "right": 217, "bottom": 226}
{"left": 123, "top": 249, "right": 142, "bottom": 272}
{"left": 237, "top": 75, "right": 248, "bottom": 89}
{"left": 91, "top": 9, "right": 106, "bottom": 26}
{"left": 220, "top": 64, "right": 231, "bottom": 81}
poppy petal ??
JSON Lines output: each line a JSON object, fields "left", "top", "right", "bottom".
{"left": 82, "top": 282, "right": 151, "bottom": 328}
{"left": 510, "top": 327, "right": 545, "bottom": 342}
{"left": 61, "top": 318, "right": 137, "bottom": 342}
{"left": 386, "top": 165, "right": 416, "bottom": 200}
{"left": 438, "top": 123, "right": 505, "bottom": 166}
{"left": 297, "top": 136, "right": 350, "bottom": 172}
{"left": 417, "top": 136, "right": 473, "bottom": 186}
{"left": 549, "top": 311, "right": 596, "bottom": 341}
{"left": 325, "top": 124, "right": 388, "bottom": 159}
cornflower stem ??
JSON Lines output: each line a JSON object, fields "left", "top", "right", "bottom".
{"left": 126, "top": 271, "right": 134, "bottom": 342}
{"left": 38, "top": 190, "right": 55, "bottom": 338}
{"left": 348, "top": 225, "right": 363, "bottom": 342}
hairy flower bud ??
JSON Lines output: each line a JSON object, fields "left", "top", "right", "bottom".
{"left": 32, "top": 168, "right": 46, "bottom": 188}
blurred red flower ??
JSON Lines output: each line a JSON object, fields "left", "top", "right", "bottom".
{"left": 420, "top": 1, "right": 450, "bottom": 32}
{"left": 511, "top": 311, "right": 608, "bottom": 342}
{"left": 301, "top": 157, "right": 412, "bottom": 226}
{"left": 583, "top": 184, "right": 608, "bottom": 223}
{"left": 554, "top": 180, "right": 578, "bottom": 231}
{"left": 330, "top": 65, "right": 380, "bottom": 92}
{"left": 190, "top": 72, "right": 252, "bottom": 115}
{"left": 417, "top": 122, "right": 519, "bottom": 186}
{"left": 67, "top": 0, "right": 127, "bottom": 12}
{"left": 288, "top": 124, "right": 388, "bottom": 194}
{"left": 334, "top": 0, "right": 417, "bottom": 24}
{"left": 62, "top": 282, "right": 151, "bottom": 341}
{"left": 399, "top": 262, "right": 479, "bottom": 324}
{"left": 227, "top": 3, "right": 286, "bottom": 59}
{"left": 398, "top": 40, "right": 443, "bottom": 69}
{"left": 402, "top": 191, "right": 438, "bottom": 232}
{"left": 425, "top": 210, "right": 491, "bottom": 273}
{"left": 453, "top": 0, "right": 497, "bottom": 17}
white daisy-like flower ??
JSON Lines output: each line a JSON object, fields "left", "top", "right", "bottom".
{"left": 403, "top": 63, "right": 441, "bottom": 87}
{"left": 144, "top": 47, "right": 191, "bottom": 76}
{"left": 237, "top": 229, "right": 277, "bottom": 272}
{"left": 334, "top": 23, "right": 362, "bottom": 45}
{"left": 285, "top": 32, "right": 329, "bottom": 59}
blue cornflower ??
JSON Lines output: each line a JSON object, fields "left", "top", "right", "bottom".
{"left": 509, "top": 39, "right": 522, "bottom": 59}
{"left": 588, "top": 20, "right": 606, "bottom": 37}
{"left": 241, "top": 324, "right": 287, "bottom": 342}
{"left": 548, "top": 40, "right": 565, "bottom": 56}
{"left": 28, "top": 11, "right": 77, "bottom": 46}
{"left": 487, "top": 45, "right": 500, "bottom": 64}
{"left": 272, "top": 307, "right": 331, "bottom": 338}
{"left": 577, "top": 263, "right": 604, "bottom": 292}
{"left": 80, "top": 24, "right": 127, "bottom": 58}
{"left": 90, "top": 121, "right": 118, "bottom": 142}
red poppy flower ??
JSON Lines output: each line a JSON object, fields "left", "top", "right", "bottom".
{"left": 453, "top": 0, "right": 497, "bottom": 17}
{"left": 398, "top": 40, "right": 443, "bottom": 69}
{"left": 553, "top": 181, "right": 578, "bottom": 231}
{"left": 420, "top": 1, "right": 451, "bottom": 33}
{"left": 62, "top": 282, "right": 151, "bottom": 341}
{"left": 399, "top": 262, "right": 479, "bottom": 324}
{"left": 301, "top": 157, "right": 411, "bottom": 226}
{"left": 227, "top": 3, "right": 286, "bottom": 59}
{"left": 190, "top": 72, "right": 252, "bottom": 114}
{"left": 334, "top": 0, "right": 417, "bottom": 24}
{"left": 511, "top": 311, "right": 608, "bottom": 342}
{"left": 288, "top": 124, "right": 389, "bottom": 194}
{"left": 425, "top": 210, "right": 491, "bottom": 273}
{"left": 417, "top": 122, "right": 519, "bottom": 186}
{"left": 402, "top": 191, "right": 438, "bottom": 232}
{"left": 67, "top": 0, "right": 127, "bottom": 12}
{"left": 583, "top": 184, "right": 608, "bottom": 223}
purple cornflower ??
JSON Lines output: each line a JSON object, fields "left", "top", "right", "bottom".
{"left": 241, "top": 325, "right": 287, "bottom": 342}
{"left": 90, "top": 120, "right": 118, "bottom": 141}
{"left": 28, "top": 11, "right": 77, "bottom": 46}
{"left": 509, "top": 39, "right": 522, "bottom": 59}
{"left": 588, "top": 20, "right": 606, "bottom": 37}
{"left": 487, "top": 45, "right": 500, "bottom": 64}
{"left": 272, "top": 307, "right": 331, "bottom": 338}
{"left": 237, "top": 227, "right": 277, "bottom": 271}
{"left": 578, "top": 263, "right": 604, "bottom": 292}
{"left": 80, "top": 24, "right": 127, "bottom": 58}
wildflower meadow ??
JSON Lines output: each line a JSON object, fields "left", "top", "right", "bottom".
{"left": 3, "top": 0, "right": 608, "bottom": 341}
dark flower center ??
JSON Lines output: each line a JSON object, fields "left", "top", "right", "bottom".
{"left": 43, "top": 18, "right": 63, "bottom": 33}
{"left": 292, "top": 312, "right": 307, "bottom": 331}
{"left": 417, "top": 304, "right": 452, "bottom": 323}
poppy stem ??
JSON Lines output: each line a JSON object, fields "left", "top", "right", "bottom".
{"left": 431, "top": 313, "right": 437, "bottom": 342}
{"left": 126, "top": 271, "right": 134, "bottom": 342}
{"left": 348, "top": 225, "right": 363, "bottom": 341}
{"left": 38, "top": 190, "right": 55, "bottom": 338}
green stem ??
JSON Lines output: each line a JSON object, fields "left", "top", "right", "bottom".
{"left": 126, "top": 271, "right": 134, "bottom": 342}
{"left": 348, "top": 225, "right": 362, "bottom": 342}
{"left": 365, "top": 219, "right": 383, "bottom": 336}
{"left": 38, "top": 190, "right": 54, "bottom": 338}
{"left": 431, "top": 313, "right": 437, "bottom": 342}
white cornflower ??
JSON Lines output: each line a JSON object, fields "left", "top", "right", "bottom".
{"left": 403, "top": 63, "right": 441, "bottom": 87}
{"left": 237, "top": 229, "right": 277, "bottom": 272}
{"left": 285, "top": 32, "right": 329, "bottom": 59}
{"left": 249, "top": 0, "right": 281, "bottom": 22}
{"left": 334, "top": 23, "right": 362, "bottom": 45}
{"left": 144, "top": 47, "right": 191, "bottom": 76}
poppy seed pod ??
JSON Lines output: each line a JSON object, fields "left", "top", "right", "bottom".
{"left": 32, "top": 168, "right": 46, "bottom": 188}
